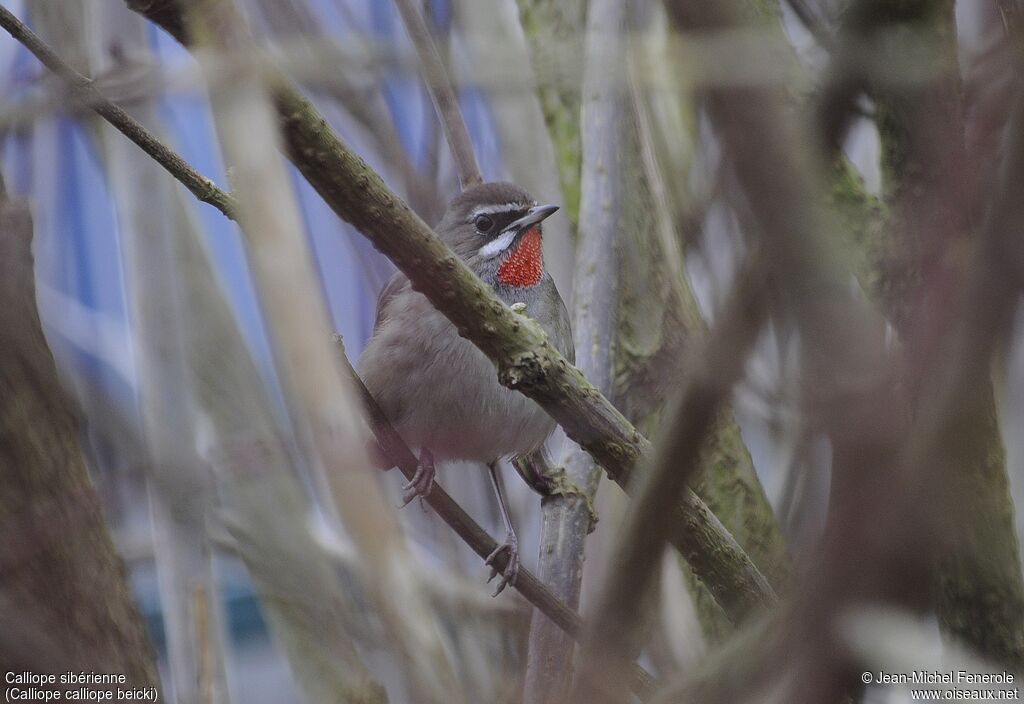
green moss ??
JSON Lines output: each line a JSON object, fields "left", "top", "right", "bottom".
{"left": 826, "top": 156, "right": 901, "bottom": 313}
{"left": 540, "top": 465, "right": 600, "bottom": 529}
{"left": 515, "top": 0, "right": 584, "bottom": 231}
{"left": 695, "top": 418, "right": 789, "bottom": 589}
{"left": 740, "top": 0, "right": 783, "bottom": 23}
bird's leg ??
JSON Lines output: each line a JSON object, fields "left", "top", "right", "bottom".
{"left": 484, "top": 460, "right": 520, "bottom": 596}
{"left": 401, "top": 447, "right": 436, "bottom": 507}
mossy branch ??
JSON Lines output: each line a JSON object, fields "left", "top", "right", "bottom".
{"left": 514, "top": 0, "right": 585, "bottom": 226}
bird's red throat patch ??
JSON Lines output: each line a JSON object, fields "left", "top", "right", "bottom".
{"left": 497, "top": 227, "right": 543, "bottom": 288}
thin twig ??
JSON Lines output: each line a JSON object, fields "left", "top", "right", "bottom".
{"left": 194, "top": 585, "right": 214, "bottom": 704}
{"left": 0, "top": 4, "right": 237, "bottom": 219}
{"left": 393, "top": 0, "right": 482, "bottom": 188}
{"left": 332, "top": 337, "right": 657, "bottom": 701}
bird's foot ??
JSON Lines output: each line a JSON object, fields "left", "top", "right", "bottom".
{"left": 401, "top": 448, "right": 436, "bottom": 507}
{"left": 484, "top": 531, "right": 520, "bottom": 596}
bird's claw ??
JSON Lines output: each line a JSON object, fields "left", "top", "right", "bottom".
{"left": 400, "top": 449, "right": 435, "bottom": 507}
{"left": 484, "top": 532, "right": 519, "bottom": 596}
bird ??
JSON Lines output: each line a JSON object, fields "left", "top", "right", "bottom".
{"left": 358, "top": 181, "right": 574, "bottom": 594}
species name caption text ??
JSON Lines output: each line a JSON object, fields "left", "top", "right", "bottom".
{"left": 4, "top": 672, "right": 157, "bottom": 701}
{"left": 862, "top": 670, "right": 1019, "bottom": 700}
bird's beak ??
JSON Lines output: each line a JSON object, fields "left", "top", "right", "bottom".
{"left": 478, "top": 204, "right": 560, "bottom": 260}
{"left": 509, "top": 204, "right": 559, "bottom": 233}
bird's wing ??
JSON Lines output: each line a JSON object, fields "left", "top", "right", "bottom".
{"left": 552, "top": 280, "right": 576, "bottom": 365}
{"left": 559, "top": 295, "right": 575, "bottom": 365}
{"left": 372, "top": 271, "right": 411, "bottom": 333}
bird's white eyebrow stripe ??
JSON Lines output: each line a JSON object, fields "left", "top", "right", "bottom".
{"left": 467, "top": 201, "right": 536, "bottom": 221}
{"left": 478, "top": 230, "right": 517, "bottom": 258}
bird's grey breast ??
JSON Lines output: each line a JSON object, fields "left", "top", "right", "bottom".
{"left": 357, "top": 274, "right": 566, "bottom": 463}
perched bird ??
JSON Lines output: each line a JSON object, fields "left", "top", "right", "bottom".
{"left": 358, "top": 182, "right": 574, "bottom": 593}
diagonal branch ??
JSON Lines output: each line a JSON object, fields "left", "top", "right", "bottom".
{"left": 393, "top": 0, "right": 482, "bottom": 188}
{"left": 124, "top": 0, "right": 774, "bottom": 621}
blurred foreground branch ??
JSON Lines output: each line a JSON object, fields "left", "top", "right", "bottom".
{"left": 571, "top": 262, "right": 770, "bottom": 704}
{"left": 627, "top": 0, "right": 789, "bottom": 642}
{"left": 179, "top": 197, "right": 389, "bottom": 704}
{"left": 665, "top": 0, "right": 1024, "bottom": 701}
{"left": 185, "top": 0, "right": 464, "bottom": 700}
{"left": 0, "top": 180, "right": 160, "bottom": 690}
{"left": 820, "top": 0, "right": 1024, "bottom": 668}
{"left": 125, "top": 0, "right": 775, "bottom": 621}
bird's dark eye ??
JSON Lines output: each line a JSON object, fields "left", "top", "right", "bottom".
{"left": 474, "top": 214, "right": 495, "bottom": 233}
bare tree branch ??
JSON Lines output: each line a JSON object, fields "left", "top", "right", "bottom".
{"left": 249, "top": 0, "right": 442, "bottom": 221}
{"left": 393, "top": 0, "right": 482, "bottom": 188}
{"left": 126, "top": 0, "right": 775, "bottom": 621}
